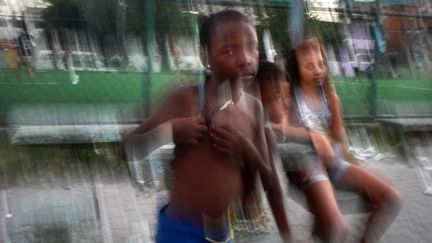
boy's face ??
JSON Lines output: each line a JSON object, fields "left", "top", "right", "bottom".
{"left": 261, "top": 77, "right": 287, "bottom": 124}
{"left": 208, "top": 21, "right": 259, "bottom": 88}
{"left": 297, "top": 49, "right": 327, "bottom": 88}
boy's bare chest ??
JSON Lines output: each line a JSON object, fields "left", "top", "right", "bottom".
{"left": 182, "top": 88, "right": 257, "bottom": 138}
{"left": 209, "top": 104, "right": 256, "bottom": 138}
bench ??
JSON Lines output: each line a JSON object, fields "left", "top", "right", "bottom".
{"left": 378, "top": 118, "right": 432, "bottom": 164}
{"left": 277, "top": 142, "right": 370, "bottom": 215}
{"left": 378, "top": 118, "right": 432, "bottom": 132}
{"left": 10, "top": 124, "right": 370, "bottom": 215}
{"left": 10, "top": 124, "right": 137, "bottom": 144}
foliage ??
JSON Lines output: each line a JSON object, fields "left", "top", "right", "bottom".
{"left": 124, "top": 0, "right": 191, "bottom": 36}
{"left": 41, "top": 0, "right": 194, "bottom": 71}
{"left": 250, "top": 1, "right": 344, "bottom": 59}
{"left": 304, "top": 12, "right": 345, "bottom": 46}
{"left": 253, "top": 4, "right": 292, "bottom": 58}
{"left": 42, "top": 0, "right": 85, "bottom": 29}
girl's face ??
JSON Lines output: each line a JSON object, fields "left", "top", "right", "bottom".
{"left": 296, "top": 49, "right": 327, "bottom": 88}
{"left": 207, "top": 20, "right": 259, "bottom": 87}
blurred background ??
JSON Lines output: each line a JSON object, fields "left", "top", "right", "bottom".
{"left": 1, "top": 1, "right": 432, "bottom": 242}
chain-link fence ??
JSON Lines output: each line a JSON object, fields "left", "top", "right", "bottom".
{"left": 1, "top": 1, "right": 432, "bottom": 242}
{"left": 1, "top": 1, "right": 432, "bottom": 126}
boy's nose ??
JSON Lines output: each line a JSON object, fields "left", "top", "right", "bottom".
{"left": 313, "top": 65, "right": 323, "bottom": 75}
{"left": 237, "top": 49, "right": 253, "bottom": 67}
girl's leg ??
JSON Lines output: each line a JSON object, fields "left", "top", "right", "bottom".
{"left": 338, "top": 165, "right": 401, "bottom": 243}
{"left": 303, "top": 180, "right": 348, "bottom": 242}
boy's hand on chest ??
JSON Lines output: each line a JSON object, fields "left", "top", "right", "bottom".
{"left": 208, "top": 106, "right": 255, "bottom": 162}
{"left": 209, "top": 105, "right": 253, "bottom": 137}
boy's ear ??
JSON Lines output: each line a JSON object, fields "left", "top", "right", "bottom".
{"left": 199, "top": 45, "right": 210, "bottom": 68}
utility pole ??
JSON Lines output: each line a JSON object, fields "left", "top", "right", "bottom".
{"left": 143, "top": 0, "right": 155, "bottom": 118}
{"left": 368, "top": 0, "right": 382, "bottom": 118}
{"left": 289, "top": 0, "right": 304, "bottom": 47}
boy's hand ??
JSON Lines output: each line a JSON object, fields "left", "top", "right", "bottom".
{"left": 172, "top": 116, "right": 207, "bottom": 144}
{"left": 210, "top": 124, "right": 246, "bottom": 162}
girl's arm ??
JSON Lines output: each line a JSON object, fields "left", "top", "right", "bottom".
{"left": 272, "top": 109, "right": 335, "bottom": 163}
{"left": 327, "top": 90, "right": 348, "bottom": 151}
{"left": 273, "top": 115, "right": 310, "bottom": 141}
{"left": 327, "top": 90, "right": 359, "bottom": 164}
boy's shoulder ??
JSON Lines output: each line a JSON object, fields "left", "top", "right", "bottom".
{"left": 168, "top": 84, "right": 199, "bottom": 101}
{"left": 236, "top": 91, "right": 264, "bottom": 122}
{"left": 161, "top": 84, "right": 200, "bottom": 114}
{"left": 243, "top": 91, "right": 261, "bottom": 103}
{"left": 242, "top": 91, "right": 263, "bottom": 111}
{"left": 149, "top": 84, "right": 200, "bottom": 119}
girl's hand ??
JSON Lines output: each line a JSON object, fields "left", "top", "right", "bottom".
{"left": 271, "top": 122, "right": 284, "bottom": 134}
{"left": 309, "top": 131, "right": 335, "bottom": 166}
{"left": 172, "top": 116, "right": 207, "bottom": 144}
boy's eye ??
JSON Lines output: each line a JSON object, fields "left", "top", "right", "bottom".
{"left": 247, "top": 43, "right": 258, "bottom": 52}
{"left": 305, "top": 64, "right": 314, "bottom": 70}
{"left": 223, "top": 48, "right": 234, "bottom": 55}
{"left": 222, "top": 46, "right": 235, "bottom": 55}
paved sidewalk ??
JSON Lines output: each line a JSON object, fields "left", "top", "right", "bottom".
{"left": 234, "top": 155, "right": 432, "bottom": 243}
{"left": 376, "top": 160, "right": 432, "bottom": 243}
{"left": 130, "top": 155, "right": 432, "bottom": 243}
{"left": 2, "top": 126, "right": 432, "bottom": 242}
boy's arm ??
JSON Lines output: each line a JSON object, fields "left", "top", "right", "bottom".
{"left": 241, "top": 134, "right": 273, "bottom": 186}
{"left": 263, "top": 127, "right": 292, "bottom": 242}
{"left": 244, "top": 99, "right": 291, "bottom": 241}
{"left": 122, "top": 121, "right": 173, "bottom": 162}
{"left": 252, "top": 101, "right": 291, "bottom": 241}
{"left": 211, "top": 98, "right": 291, "bottom": 240}
{"left": 122, "top": 86, "right": 193, "bottom": 161}
{"left": 251, "top": 99, "right": 278, "bottom": 187}
{"left": 240, "top": 127, "right": 292, "bottom": 242}
{"left": 210, "top": 124, "right": 273, "bottom": 178}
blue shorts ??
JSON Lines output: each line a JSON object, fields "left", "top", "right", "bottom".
{"left": 156, "top": 205, "right": 206, "bottom": 243}
{"left": 156, "top": 205, "right": 232, "bottom": 243}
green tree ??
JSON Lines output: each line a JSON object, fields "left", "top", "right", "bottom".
{"left": 254, "top": 4, "right": 292, "bottom": 58}
{"left": 123, "top": 0, "right": 192, "bottom": 72}
{"left": 42, "top": 0, "right": 146, "bottom": 69}
{"left": 304, "top": 12, "right": 345, "bottom": 46}
{"left": 45, "top": 0, "right": 309, "bottom": 72}
{"left": 42, "top": 0, "right": 86, "bottom": 69}
{"left": 42, "top": 0, "right": 85, "bottom": 30}
{"left": 249, "top": 0, "right": 344, "bottom": 58}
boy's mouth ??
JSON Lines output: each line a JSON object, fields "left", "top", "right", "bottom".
{"left": 237, "top": 74, "right": 255, "bottom": 82}
{"left": 314, "top": 78, "right": 324, "bottom": 85}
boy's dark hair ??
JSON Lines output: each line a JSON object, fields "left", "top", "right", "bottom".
{"left": 256, "top": 61, "right": 289, "bottom": 104}
{"left": 256, "top": 61, "right": 284, "bottom": 84}
{"left": 199, "top": 10, "right": 252, "bottom": 50}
